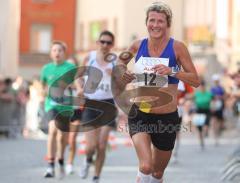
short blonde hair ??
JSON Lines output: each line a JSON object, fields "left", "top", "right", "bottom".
{"left": 146, "top": 1, "right": 172, "bottom": 27}
{"left": 51, "top": 41, "right": 67, "bottom": 52}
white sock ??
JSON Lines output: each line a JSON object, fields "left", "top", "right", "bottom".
{"left": 136, "top": 170, "right": 151, "bottom": 183}
{"left": 150, "top": 175, "right": 163, "bottom": 183}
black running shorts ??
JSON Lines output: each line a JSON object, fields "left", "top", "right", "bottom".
{"left": 128, "top": 104, "right": 180, "bottom": 151}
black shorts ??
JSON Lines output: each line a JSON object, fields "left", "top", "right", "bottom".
{"left": 179, "top": 117, "right": 182, "bottom": 124}
{"left": 45, "top": 109, "right": 61, "bottom": 122}
{"left": 70, "top": 109, "right": 83, "bottom": 122}
{"left": 128, "top": 104, "right": 180, "bottom": 151}
{"left": 196, "top": 109, "right": 211, "bottom": 126}
{"left": 81, "top": 99, "right": 117, "bottom": 129}
{"left": 45, "top": 109, "right": 74, "bottom": 131}
{"left": 45, "top": 109, "right": 77, "bottom": 122}
{"left": 195, "top": 109, "right": 211, "bottom": 132}
{"left": 212, "top": 110, "right": 224, "bottom": 120}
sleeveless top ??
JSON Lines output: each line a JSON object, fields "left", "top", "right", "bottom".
{"left": 84, "top": 51, "right": 115, "bottom": 100}
{"left": 133, "top": 38, "right": 179, "bottom": 87}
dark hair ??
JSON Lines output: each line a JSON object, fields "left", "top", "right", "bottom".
{"left": 200, "top": 80, "right": 205, "bottom": 86}
{"left": 51, "top": 41, "right": 67, "bottom": 52}
{"left": 99, "top": 30, "right": 115, "bottom": 43}
{"left": 4, "top": 78, "right": 12, "bottom": 86}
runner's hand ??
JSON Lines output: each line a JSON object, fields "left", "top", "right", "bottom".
{"left": 76, "top": 88, "right": 84, "bottom": 97}
{"left": 152, "top": 64, "right": 171, "bottom": 76}
{"left": 121, "top": 70, "right": 136, "bottom": 85}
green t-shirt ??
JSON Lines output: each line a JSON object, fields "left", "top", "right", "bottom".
{"left": 194, "top": 90, "right": 212, "bottom": 110}
{"left": 40, "top": 61, "right": 77, "bottom": 113}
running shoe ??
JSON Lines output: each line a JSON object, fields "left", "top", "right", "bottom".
{"left": 65, "top": 164, "right": 74, "bottom": 175}
{"left": 92, "top": 176, "right": 100, "bottom": 183}
{"left": 57, "top": 165, "right": 65, "bottom": 179}
{"left": 44, "top": 167, "right": 54, "bottom": 178}
{"left": 79, "top": 158, "right": 91, "bottom": 179}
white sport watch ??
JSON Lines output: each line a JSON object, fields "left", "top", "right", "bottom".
{"left": 169, "top": 66, "right": 180, "bottom": 77}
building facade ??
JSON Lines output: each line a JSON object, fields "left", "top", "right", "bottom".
{"left": 230, "top": 0, "right": 240, "bottom": 71}
{"left": 18, "top": 0, "right": 239, "bottom": 79}
{"left": 75, "top": 0, "right": 185, "bottom": 51}
{"left": 0, "top": 0, "right": 20, "bottom": 78}
{"left": 184, "top": 0, "right": 240, "bottom": 73}
{"left": 19, "top": 0, "right": 77, "bottom": 79}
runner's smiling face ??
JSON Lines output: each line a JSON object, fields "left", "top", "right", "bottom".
{"left": 50, "top": 44, "right": 65, "bottom": 63}
{"left": 97, "top": 35, "right": 114, "bottom": 54}
{"left": 146, "top": 11, "right": 169, "bottom": 39}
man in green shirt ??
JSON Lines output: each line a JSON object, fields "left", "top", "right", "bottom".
{"left": 194, "top": 80, "right": 212, "bottom": 150}
{"left": 41, "top": 41, "right": 77, "bottom": 178}
{"left": 194, "top": 87, "right": 212, "bottom": 111}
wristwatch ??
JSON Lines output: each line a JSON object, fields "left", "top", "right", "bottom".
{"left": 169, "top": 66, "right": 180, "bottom": 77}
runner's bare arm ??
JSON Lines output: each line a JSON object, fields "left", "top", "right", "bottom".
{"left": 115, "top": 40, "right": 141, "bottom": 89}
{"left": 118, "top": 40, "right": 141, "bottom": 65}
{"left": 74, "top": 54, "right": 89, "bottom": 96}
{"left": 174, "top": 41, "right": 200, "bottom": 88}
{"left": 40, "top": 81, "right": 48, "bottom": 98}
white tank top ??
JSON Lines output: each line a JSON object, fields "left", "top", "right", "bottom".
{"left": 84, "top": 51, "right": 115, "bottom": 100}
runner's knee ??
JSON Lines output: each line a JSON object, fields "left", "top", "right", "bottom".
{"left": 86, "top": 142, "right": 98, "bottom": 153}
{"left": 139, "top": 162, "right": 152, "bottom": 174}
{"left": 48, "top": 121, "right": 57, "bottom": 136}
{"left": 152, "top": 170, "right": 164, "bottom": 179}
{"left": 68, "top": 134, "right": 76, "bottom": 145}
{"left": 97, "top": 142, "right": 108, "bottom": 152}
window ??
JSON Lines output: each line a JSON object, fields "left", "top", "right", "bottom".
{"left": 30, "top": 24, "right": 52, "bottom": 53}
{"left": 89, "top": 20, "right": 107, "bottom": 48}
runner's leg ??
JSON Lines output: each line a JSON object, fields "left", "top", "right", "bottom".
{"left": 94, "top": 126, "right": 112, "bottom": 177}
{"left": 151, "top": 146, "right": 172, "bottom": 182}
{"left": 132, "top": 132, "right": 152, "bottom": 183}
{"left": 44, "top": 120, "right": 57, "bottom": 178}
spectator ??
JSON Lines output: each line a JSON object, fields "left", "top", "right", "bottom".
{"left": 193, "top": 80, "right": 212, "bottom": 150}
{"left": 0, "top": 77, "right": 15, "bottom": 102}
{"left": 231, "top": 71, "right": 240, "bottom": 117}
{"left": 210, "top": 74, "right": 226, "bottom": 144}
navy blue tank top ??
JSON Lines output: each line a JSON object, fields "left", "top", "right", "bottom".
{"left": 135, "top": 38, "right": 179, "bottom": 84}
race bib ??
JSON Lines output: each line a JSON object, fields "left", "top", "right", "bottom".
{"left": 192, "top": 114, "right": 207, "bottom": 126}
{"left": 210, "top": 99, "right": 223, "bottom": 111}
{"left": 132, "top": 56, "right": 169, "bottom": 87}
{"left": 178, "top": 105, "right": 184, "bottom": 117}
{"left": 49, "top": 87, "right": 72, "bottom": 106}
{"left": 96, "top": 83, "right": 110, "bottom": 92}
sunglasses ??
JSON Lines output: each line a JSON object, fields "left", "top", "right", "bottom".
{"left": 99, "top": 40, "right": 113, "bottom": 45}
